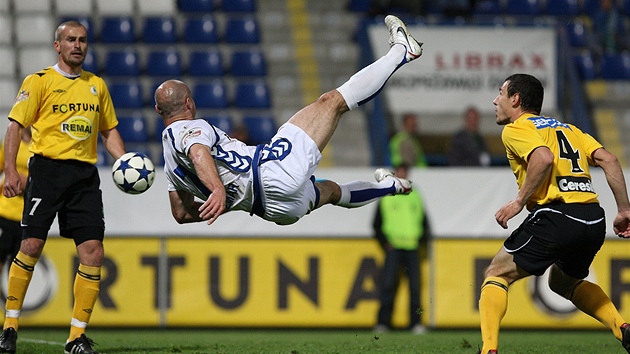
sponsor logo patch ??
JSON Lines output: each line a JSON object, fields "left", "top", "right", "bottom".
{"left": 556, "top": 176, "right": 595, "bottom": 193}
{"left": 61, "top": 116, "right": 93, "bottom": 140}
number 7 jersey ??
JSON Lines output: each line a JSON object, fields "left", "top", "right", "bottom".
{"left": 502, "top": 113, "right": 603, "bottom": 209}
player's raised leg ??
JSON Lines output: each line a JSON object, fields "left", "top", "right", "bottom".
{"left": 287, "top": 15, "right": 423, "bottom": 152}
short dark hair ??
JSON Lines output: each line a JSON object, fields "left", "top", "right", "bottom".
{"left": 504, "top": 73, "right": 544, "bottom": 115}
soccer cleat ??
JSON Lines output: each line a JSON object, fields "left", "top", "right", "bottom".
{"left": 374, "top": 168, "right": 412, "bottom": 195}
{"left": 65, "top": 334, "right": 98, "bottom": 354}
{"left": 384, "top": 15, "right": 423, "bottom": 62}
{"left": 622, "top": 323, "right": 630, "bottom": 353}
{"left": 0, "top": 328, "right": 17, "bottom": 354}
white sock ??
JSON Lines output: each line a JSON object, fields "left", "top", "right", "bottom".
{"left": 336, "top": 44, "right": 407, "bottom": 110}
{"left": 335, "top": 180, "right": 395, "bottom": 208}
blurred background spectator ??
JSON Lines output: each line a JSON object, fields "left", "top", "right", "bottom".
{"left": 447, "top": 106, "right": 491, "bottom": 167}
{"left": 389, "top": 113, "right": 428, "bottom": 168}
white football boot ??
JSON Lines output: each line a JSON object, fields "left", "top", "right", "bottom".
{"left": 374, "top": 168, "right": 412, "bottom": 195}
{"left": 385, "top": 15, "right": 423, "bottom": 63}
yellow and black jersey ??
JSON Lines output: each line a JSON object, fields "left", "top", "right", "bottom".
{"left": 0, "top": 138, "right": 32, "bottom": 221}
{"left": 8, "top": 66, "right": 118, "bottom": 164}
{"left": 502, "top": 113, "right": 602, "bottom": 209}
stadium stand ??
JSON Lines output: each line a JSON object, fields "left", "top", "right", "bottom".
{"left": 116, "top": 115, "right": 150, "bottom": 143}
{"left": 137, "top": 0, "right": 176, "bottom": 16}
{"left": 234, "top": 80, "right": 271, "bottom": 109}
{"left": 224, "top": 16, "right": 261, "bottom": 44}
{"left": 183, "top": 16, "right": 219, "bottom": 43}
{"left": 18, "top": 47, "right": 56, "bottom": 78}
{"left": 54, "top": 0, "right": 94, "bottom": 16}
{"left": 146, "top": 48, "right": 183, "bottom": 77}
{"left": 574, "top": 51, "right": 598, "bottom": 80}
{"left": 15, "top": 14, "right": 54, "bottom": 45}
{"left": 0, "top": 14, "right": 12, "bottom": 45}
{"left": 505, "top": 0, "right": 541, "bottom": 16}
{"left": 242, "top": 115, "right": 276, "bottom": 145}
{"left": 95, "top": 0, "right": 134, "bottom": 15}
{"left": 230, "top": 50, "right": 267, "bottom": 77}
{"left": 0, "top": 47, "right": 16, "bottom": 78}
{"left": 205, "top": 114, "right": 235, "bottom": 134}
{"left": 109, "top": 81, "right": 145, "bottom": 109}
{"left": 600, "top": 53, "right": 630, "bottom": 80}
{"left": 221, "top": 0, "right": 256, "bottom": 13}
{"left": 188, "top": 50, "right": 224, "bottom": 76}
{"left": 178, "top": 0, "right": 215, "bottom": 12}
{"left": 100, "top": 17, "right": 136, "bottom": 43}
{"left": 82, "top": 51, "right": 99, "bottom": 74}
{"left": 142, "top": 17, "right": 178, "bottom": 44}
{"left": 544, "top": 0, "right": 579, "bottom": 17}
{"left": 193, "top": 81, "right": 229, "bottom": 109}
{"left": 104, "top": 49, "right": 141, "bottom": 76}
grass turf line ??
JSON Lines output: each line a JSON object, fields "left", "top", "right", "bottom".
{"left": 12, "top": 328, "right": 626, "bottom": 354}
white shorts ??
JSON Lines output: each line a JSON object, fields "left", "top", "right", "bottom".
{"left": 257, "top": 123, "right": 322, "bottom": 225}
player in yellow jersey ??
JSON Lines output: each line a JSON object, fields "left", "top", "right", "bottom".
{"left": 0, "top": 127, "right": 31, "bottom": 275}
{"left": 478, "top": 74, "right": 630, "bottom": 354}
{"left": 1, "top": 21, "right": 126, "bottom": 354}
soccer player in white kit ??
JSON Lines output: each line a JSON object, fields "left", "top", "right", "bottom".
{"left": 156, "top": 15, "right": 423, "bottom": 226}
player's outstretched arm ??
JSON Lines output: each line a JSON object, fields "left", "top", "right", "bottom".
{"left": 592, "top": 148, "right": 630, "bottom": 238}
{"left": 169, "top": 190, "right": 204, "bottom": 224}
{"left": 101, "top": 127, "right": 126, "bottom": 161}
{"left": 189, "top": 144, "right": 226, "bottom": 225}
{"left": 2, "top": 120, "right": 24, "bottom": 198}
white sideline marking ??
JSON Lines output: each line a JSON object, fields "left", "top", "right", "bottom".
{"left": 20, "top": 337, "right": 64, "bottom": 346}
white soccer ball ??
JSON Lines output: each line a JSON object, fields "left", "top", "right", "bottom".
{"left": 112, "top": 152, "right": 155, "bottom": 194}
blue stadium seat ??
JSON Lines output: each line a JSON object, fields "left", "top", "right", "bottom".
{"left": 600, "top": 53, "right": 630, "bottom": 80}
{"left": 505, "top": 0, "right": 540, "bottom": 15}
{"left": 60, "top": 16, "right": 94, "bottom": 42}
{"left": 146, "top": 49, "right": 182, "bottom": 76}
{"left": 183, "top": 17, "right": 218, "bottom": 43}
{"left": 566, "top": 20, "right": 587, "bottom": 48}
{"left": 574, "top": 52, "right": 597, "bottom": 80}
{"left": 235, "top": 81, "right": 271, "bottom": 109}
{"left": 82, "top": 51, "right": 98, "bottom": 73}
{"left": 188, "top": 50, "right": 223, "bottom": 76}
{"left": 193, "top": 81, "right": 229, "bottom": 108}
{"left": 347, "top": 0, "right": 371, "bottom": 12}
{"left": 204, "top": 114, "right": 234, "bottom": 133}
{"left": 581, "top": 0, "right": 600, "bottom": 14}
{"left": 104, "top": 49, "right": 140, "bottom": 76}
{"left": 230, "top": 50, "right": 266, "bottom": 77}
{"left": 117, "top": 115, "right": 149, "bottom": 142}
{"left": 472, "top": 0, "right": 502, "bottom": 15}
{"left": 178, "top": 0, "right": 214, "bottom": 12}
{"left": 243, "top": 115, "right": 276, "bottom": 145}
{"left": 221, "top": 0, "right": 256, "bottom": 12}
{"left": 224, "top": 16, "right": 260, "bottom": 44}
{"left": 109, "top": 81, "right": 144, "bottom": 108}
{"left": 100, "top": 17, "right": 135, "bottom": 43}
{"left": 154, "top": 117, "right": 165, "bottom": 142}
{"left": 142, "top": 17, "right": 177, "bottom": 43}
{"left": 544, "top": 0, "right": 578, "bottom": 16}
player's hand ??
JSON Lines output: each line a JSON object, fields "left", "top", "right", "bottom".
{"left": 613, "top": 211, "right": 630, "bottom": 238}
{"left": 2, "top": 169, "right": 23, "bottom": 198}
{"left": 198, "top": 190, "right": 226, "bottom": 225}
{"left": 495, "top": 200, "right": 524, "bottom": 229}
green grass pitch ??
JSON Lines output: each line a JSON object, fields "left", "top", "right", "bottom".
{"left": 11, "top": 328, "right": 627, "bottom": 353}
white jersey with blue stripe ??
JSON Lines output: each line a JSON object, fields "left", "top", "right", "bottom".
{"left": 161, "top": 119, "right": 256, "bottom": 212}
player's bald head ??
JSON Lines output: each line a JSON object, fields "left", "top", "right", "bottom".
{"left": 154, "top": 80, "right": 192, "bottom": 117}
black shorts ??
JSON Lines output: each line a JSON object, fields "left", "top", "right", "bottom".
{"left": 0, "top": 217, "right": 22, "bottom": 263}
{"left": 22, "top": 155, "right": 105, "bottom": 244}
{"left": 504, "top": 202, "right": 605, "bottom": 279}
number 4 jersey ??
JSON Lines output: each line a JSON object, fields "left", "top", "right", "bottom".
{"left": 502, "top": 113, "right": 603, "bottom": 209}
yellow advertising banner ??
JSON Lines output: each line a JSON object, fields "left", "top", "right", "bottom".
{"left": 12, "top": 238, "right": 428, "bottom": 328}
{"left": 432, "top": 239, "right": 630, "bottom": 328}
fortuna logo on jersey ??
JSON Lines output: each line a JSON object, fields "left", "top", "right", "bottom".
{"left": 61, "top": 116, "right": 93, "bottom": 140}
{"left": 556, "top": 176, "right": 596, "bottom": 193}
{"left": 528, "top": 117, "right": 572, "bottom": 130}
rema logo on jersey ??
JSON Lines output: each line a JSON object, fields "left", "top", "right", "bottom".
{"left": 61, "top": 116, "right": 93, "bottom": 140}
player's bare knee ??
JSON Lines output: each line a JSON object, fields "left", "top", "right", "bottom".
{"left": 318, "top": 90, "right": 348, "bottom": 113}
